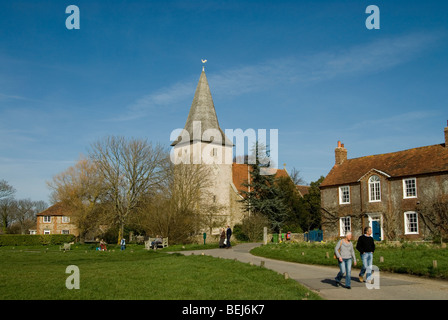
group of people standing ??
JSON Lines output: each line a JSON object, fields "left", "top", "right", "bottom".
{"left": 219, "top": 225, "right": 232, "bottom": 249}
{"left": 334, "top": 227, "right": 376, "bottom": 289}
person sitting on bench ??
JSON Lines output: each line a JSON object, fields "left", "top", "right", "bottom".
{"left": 151, "top": 235, "right": 163, "bottom": 249}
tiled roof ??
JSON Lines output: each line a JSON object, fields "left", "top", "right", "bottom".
{"left": 296, "top": 185, "right": 310, "bottom": 196}
{"left": 232, "top": 163, "right": 289, "bottom": 194}
{"left": 36, "top": 202, "right": 73, "bottom": 216}
{"left": 321, "top": 143, "right": 448, "bottom": 187}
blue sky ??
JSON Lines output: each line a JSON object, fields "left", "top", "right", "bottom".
{"left": 1, "top": 0, "right": 447, "bottom": 202}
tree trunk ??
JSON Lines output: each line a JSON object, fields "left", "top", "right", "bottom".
{"left": 117, "top": 223, "right": 124, "bottom": 245}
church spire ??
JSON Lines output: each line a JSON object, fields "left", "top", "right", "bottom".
{"left": 171, "top": 67, "right": 232, "bottom": 146}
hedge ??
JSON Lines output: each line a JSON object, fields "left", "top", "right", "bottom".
{"left": 0, "top": 234, "right": 76, "bottom": 246}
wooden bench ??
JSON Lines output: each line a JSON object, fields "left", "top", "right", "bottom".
{"left": 145, "top": 237, "right": 168, "bottom": 250}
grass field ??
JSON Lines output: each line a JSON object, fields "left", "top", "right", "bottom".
{"left": 0, "top": 244, "right": 321, "bottom": 300}
{"left": 251, "top": 241, "right": 448, "bottom": 279}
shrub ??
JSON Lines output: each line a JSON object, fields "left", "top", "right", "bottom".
{"left": 233, "top": 224, "right": 248, "bottom": 241}
{"left": 0, "top": 234, "right": 76, "bottom": 246}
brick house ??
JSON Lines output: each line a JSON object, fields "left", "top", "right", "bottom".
{"left": 36, "top": 202, "right": 79, "bottom": 236}
{"left": 320, "top": 123, "right": 448, "bottom": 241}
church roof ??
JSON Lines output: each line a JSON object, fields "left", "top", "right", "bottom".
{"left": 171, "top": 70, "right": 233, "bottom": 146}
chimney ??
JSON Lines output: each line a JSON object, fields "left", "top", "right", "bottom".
{"left": 335, "top": 141, "right": 347, "bottom": 165}
{"left": 445, "top": 120, "right": 448, "bottom": 147}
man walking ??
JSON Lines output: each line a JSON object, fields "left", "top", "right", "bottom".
{"left": 226, "top": 225, "right": 232, "bottom": 249}
{"left": 356, "top": 226, "right": 375, "bottom": 283}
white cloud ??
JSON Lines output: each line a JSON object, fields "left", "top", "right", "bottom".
{"left": 108, "top": 31, "right": 443, "bottom": 122}
{"left": 308, "top": 32, "right": 442, "bottom": 80}
{"left": 0, "top": 93, "right": 30, "bottom": 101}
{"left": 104, "top": 80, "right": 195, "bottom": 122}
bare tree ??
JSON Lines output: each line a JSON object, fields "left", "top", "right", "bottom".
{"left": 382, "top": 209, "right": 399, "bottom": 240}
{"left": 418, "top": 194, "right": 448, "bottom": 243}
{"left": 89, "top": 136, "right": 167, "bottom": 242}
{"left": 0, "top": 197, "right": 16, "bottom": 233}
{"left": 289, "top": 167, "right": 307, "bottom": 186}
{"left": 0, "top": 180, "right": 16, "bottom": 232}
{"left": 13, "top": 199, "right": 36, "bottom": 234}
{"left": 202, "top": 203, "right": 227, "bottom": 236}
{"left": 0, "top": 180, "right": 15, "bottom": 200}
{"left": 48, "top": 156, "right": 109, "bottom": 242}
{"left": 137, "top": 163, "right": 215, "bottom": 243}
{"left": 34, "top": 201, "right": 49, "bottom": 214}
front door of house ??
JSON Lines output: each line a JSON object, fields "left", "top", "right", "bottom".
{"left": 372, "top": 220, "right": 381, "bottom": 241}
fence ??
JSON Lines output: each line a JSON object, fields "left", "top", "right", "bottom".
{"left": 304, "top": 230, "right": 323, "bottom": 242}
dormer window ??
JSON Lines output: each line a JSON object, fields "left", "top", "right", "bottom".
{"left": 368, "top": 175, "right": 381, "bottom": 202}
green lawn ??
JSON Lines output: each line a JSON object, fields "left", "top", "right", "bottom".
{"left": 0, "top": 244, "right": 321, "bottom": 300}
{"left": 251, "top": 242, "right": 448, "bottom": 279}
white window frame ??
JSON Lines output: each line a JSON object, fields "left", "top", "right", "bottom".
{"left": 403, "top": 178, "right": 417, "bottom": 199}
{"left": 339, "top": 186, "right": 350, "bottom": 204}
{"left": 44, "top": 230, "right": 51, "bottom": 235}
{"left": 62, "top": 216, "right": 70, "bottom": 223}
{"left": 43, "top": 216, "right": 51, "bottom": 223}
{"left": 368, "top": 175, "right": 381, "bottom": 202}
{"left": 339, "top": 216, "right": 351, "bottom": 236}
{"left": 404, "top": 211, "right": 419, "bottom": 235}
{"left": 61, "top": 230, "right": 70, "bottom": 235}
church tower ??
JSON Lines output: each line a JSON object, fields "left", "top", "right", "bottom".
{"left": 171, "top": 68, "right": 236, "bottom": 232}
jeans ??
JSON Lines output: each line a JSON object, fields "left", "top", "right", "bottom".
{"left": 359, "top": 252, "right": 373, "bottom": 281}
{"left": 335, "top": 258, "right": 352, "bottom": 287}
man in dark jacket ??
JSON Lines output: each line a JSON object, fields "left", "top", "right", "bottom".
{"left": 226, "top": 225, "right": 232, "bottom": 249}
{"left": 356, "top": 227, "right": 375, "bottom": 283}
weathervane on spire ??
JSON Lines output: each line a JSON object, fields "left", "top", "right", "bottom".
{"left": 201, "top": 59, "right": 207, "bottom": 71}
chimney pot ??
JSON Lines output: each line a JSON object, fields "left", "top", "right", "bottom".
{"left": 335, "top": 142, "right": 347, "bottom": 165}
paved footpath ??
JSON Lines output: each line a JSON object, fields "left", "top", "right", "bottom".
{"left": 176, "top": 243, "right": 448, "bottom": 300}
